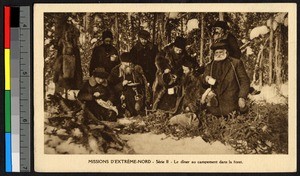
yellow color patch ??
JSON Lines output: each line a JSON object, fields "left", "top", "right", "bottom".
{"left": 5, "top": 49, "right": 11, "bottom": 90}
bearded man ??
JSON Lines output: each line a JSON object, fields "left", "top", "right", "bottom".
{"left": 108, "top": 52, "right": 150, "bottom": 117}
{"left": 202, "top": 42, "right": 250, "bottom": 116}
{"left": 130, "top": 29, "right": 158, "bottom": 86}
{"left": 179, "top": 57, "right": 204, "bottom": 114}
{"left": 89, "top": 30, "right": 120, "bottom": 75}
{"left": 211, "top": 20, "right": 241, "bottom": 59}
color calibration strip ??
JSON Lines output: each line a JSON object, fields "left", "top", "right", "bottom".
{"left": 4, "top": 6, "right": 31, "bottom": 172}
{"left": 4, "top": 6, "right": 12, "bottom": 172}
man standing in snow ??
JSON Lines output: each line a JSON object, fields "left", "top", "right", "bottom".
{"left": 77, "top": 67, "right": 117, "bottom": 122}
{"left": 53, "top": 24, "right": 83, "bottom": 92}
{"left": 89, "top": 30, "right": 120, "bottom": 75}
{"left": 130, "top": 29, "right": 158, "bottom": 86}
{"left": 202, "top": 42, "right": 250, "bottom": 116}
{"left": 211, "top": 20, "right": 241, "bottom": 59}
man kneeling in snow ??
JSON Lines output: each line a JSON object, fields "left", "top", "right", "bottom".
{"left": 201, "top": 42, "right": 250, "bottom": 117}
{"left": 77, "top": 67, "right": 117, "bottom": 123}
{"left": 108, "top": 52, "right": 150, "bottom": 117}
{"left": 179, "top": 57, "right": 204, "bottom": 114}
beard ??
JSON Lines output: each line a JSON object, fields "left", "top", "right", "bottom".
{"left": 214, "top": 53, "right": 227, "bottom": 61}
{"left": 120, "top": 65, "right": 133, "bottom": 75}
{"left": 103, "top": 43, "right": 111, "bottom": 51}
{"left": 125, "top": 67, "right": 133, "bottom": 74}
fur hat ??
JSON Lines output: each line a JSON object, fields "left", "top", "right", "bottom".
{"left": 212, "top": 21, "right": 229, "bottom": 30}
{"left": 102, "top": 30, "right": 113, "bottom": 40}
{"left": 182, "top": 58, "right": 195, "bottom": 69}
{"left": 173, "top": 36, "right": 186, "bottom": 49}
{"left": 138, "top": 29, "right": 150, "bottom": 40}
{"left": 120, "top": 52, "right": 132, "bottom": 63}
{"left": 93, "top": 67, "right": 109, "bottom": 79}
{"left": 210, "top": 42, "right": 229, "bottom": 51}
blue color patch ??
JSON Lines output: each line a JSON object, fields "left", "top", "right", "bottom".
{"left": 5, "top": 133, "right": 12, "bottom": 172}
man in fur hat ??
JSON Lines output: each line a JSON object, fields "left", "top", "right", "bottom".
{"left": 89, "top": 30, "right": 120, "bottom": 75}
{"left": 130, "top": 29, "right": 158, "bottom": 86}
{"left": 108, "top": 52, "right": 150, "bottom": 117}
{"left": 211, "top": 20, "right": 241, "bottom": 59}
{"left": 78, "top": 67, "right": 117, "bottom": 122}
{"left": 202, "top": 42, "right": 250, "bottom": 116}
{"left": 152, "top": 36, "right": 197, "bottom": 111}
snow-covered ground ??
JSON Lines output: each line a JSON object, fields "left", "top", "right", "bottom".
{"left": 44, "top": 82, "right": 288, "bottom": 155}
{"left": 120, "top": 133, "right": 236, "bottom": 154}
{"left": 249, "top": 83, "right": 288, "bottom": 104}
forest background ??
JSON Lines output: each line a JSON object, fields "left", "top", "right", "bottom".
{"left": 44, "top": 12, "right": 289, "bottom": 154}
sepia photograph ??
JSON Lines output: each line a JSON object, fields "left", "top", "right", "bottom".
{"left": 34, "top": 3, "right": 296, "bottom": 172}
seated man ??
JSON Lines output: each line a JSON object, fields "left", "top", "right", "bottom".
{"left": 108, "top": 52, "right": 150, "bottom": 117}
{"left": 77, "top": 67, "right": 117, "bottom": 123}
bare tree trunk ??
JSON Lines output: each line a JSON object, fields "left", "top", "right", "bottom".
{"left": 268, "top": 17, "right": 274, "bottom": 85}
{"left": 115, "top": 13, "right": 120, "bottom": 50}
{"left": 253, "top": 45, "right": 263, "bottom": 85}
{"left": 152, "top": 13, "right": 157, "bottom": 44}
{"left": 208, "top": 38, "right": 213, "bottom": 62}
{"left": 130, "top": 15, "right": 135, "bottom": 48}
{"left": 219, "top": 12, "right": 224, "bottom": 21}
{"left": 259, "top": 49, "right": 264, "bottom": 87}
{"left": 180, "top": 16, "right": 184, "bottom": 36}
{"left": 138, "top": 13, "right": 141, "bottom": 29}
{"left": 161, "top": 13, "right": 166, "bottom": 48}
{"left": 275, "top": 25, "right": 282, "bottom": 86}
{"left": 199, "top": 13, "right": 204, "bottom": 66}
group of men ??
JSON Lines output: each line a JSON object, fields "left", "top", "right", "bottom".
{"left": 54, "top": 20, "right": 250, "bottom": 123}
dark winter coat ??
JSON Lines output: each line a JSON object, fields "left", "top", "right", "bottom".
{"left": 151, "top": 70, "right": 184, "bottom": 114}
{"left": 108, "top": 64, "right": 150, "bottom": 116}
{"left": 130, "top": 41, "right": 158, "bottom": 85}
{"left": 180, "top": 73, "right": 204, "bottom": 113}
{"left": 214, "top": 32, "right": 241, "bottom": 59}
{"left": 53, "top": 45, "right": 83, "bottom": 91}
{"left": 89, "top": 44, "right": 120, "bottom": 75}
{"left": 202, "top": 57, "right": 250, "bottom": 116}
{"left": 77, "top": 78, "right": 116, "bottom": 121}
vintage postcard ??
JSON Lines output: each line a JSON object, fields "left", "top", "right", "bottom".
{"left": 34, "top": 3, "right": 297, "bottom": 172}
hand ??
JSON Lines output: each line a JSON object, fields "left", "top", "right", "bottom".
{"left": 120, "top": 95, "right": 125, "bottom": 100}
{"left": 205, "top": 76, "right": 216, "bottom": 85}
{"left": 122, "top": 80, "right": 131, "bottom": 86}
{"left": 110, "top": 54, "right": 117, "bottom": 61}
{"left": 106, "top": 100, "right": 113, "bottom": 106}
{"left": 238, "top": 98, "right": 246, "bottom": 109}
{"left": 93, "top": 92, "right": 101, "bottom": 97}
{"left": 185, "top": 107, "right": 190, "bottom": 112}
{"left": 164, "top": 69, "right": 171, "bottom": 74}
{"left": 205, "top": 76, "right": 212, "bottom": 83}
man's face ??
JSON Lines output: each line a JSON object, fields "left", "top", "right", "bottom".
{"left": 213, "top": 27, "right": 224, "bottom": 40}
{"left": 174, "top": 46, "right": 183, "bottom": 55}
{"left": 94, "top": 77, "right": 105, "bottom": 84}
{"left": 104, "top": 38, "right": 112, "bottom": 45}
{"left": 214, "top": 49, "right": 227, "bottom": 60}
{"left": 121, "top": 62, "right": 134, "bottom": 74}
{"left": 182, "top": 66, "right": 191, "bottom": 75}
{"left": 139, "top": 37, "right": 148, "bottom": 46}
{"left": 214, "top": 27, "right": 224, "bottom": 35}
